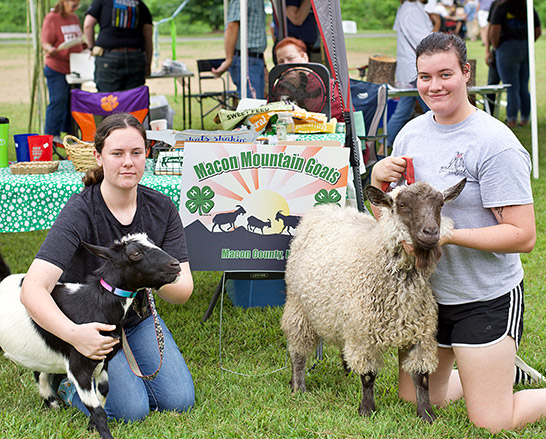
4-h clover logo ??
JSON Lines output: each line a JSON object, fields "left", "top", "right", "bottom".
{"left": 185, "top": 185, "right": 215, "bottom": 215}
{"left": 314, "top": 188, "right": 342, "bottom": 207}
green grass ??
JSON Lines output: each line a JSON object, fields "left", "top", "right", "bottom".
{"left": 1, "top": 35, "right": 546, "bottom": 438}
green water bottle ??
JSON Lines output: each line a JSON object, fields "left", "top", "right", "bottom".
{"left": 0, "top": 117, "right": 9, "bottom": 167}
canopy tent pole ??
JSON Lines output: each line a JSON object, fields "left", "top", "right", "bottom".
{"left": 311, "top": 0, "right": 366, "bottom": 211}
{"left": 527, "top": 0, "right": 539, "bottom": 179}
{"left": 240, "top": 0, "right": 248, "bottom": 99}
{"left": 27, "top": 0, "right": 46, "bottom": 134}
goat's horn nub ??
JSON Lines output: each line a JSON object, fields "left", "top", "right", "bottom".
{"left": 100, "top": 278, "right": 137, "bottom": 298}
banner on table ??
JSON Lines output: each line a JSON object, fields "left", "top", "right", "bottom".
{"left": 180, "top": 142, "right": 350, "bottom": 271}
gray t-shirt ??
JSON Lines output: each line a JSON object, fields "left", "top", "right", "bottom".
{"left": 392, "top": 109, "right": 533, "bottom": 305}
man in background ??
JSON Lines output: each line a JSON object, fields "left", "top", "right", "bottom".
{"left": 213, "top": 0, "right": 267, "bottom": 100}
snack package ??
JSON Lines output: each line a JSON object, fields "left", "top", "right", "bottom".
{"left": 246, "top": 108, "right": 328, "bottom": 134}
{"left": 293, "top": 118, "right": 337, "bottom": 134}
{"left": 216, "top": 101, "right": 294, "bottom": 130}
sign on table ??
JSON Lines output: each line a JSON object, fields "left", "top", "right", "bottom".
{"left": 180, "top": 142, "right": 350, "bottom": 271}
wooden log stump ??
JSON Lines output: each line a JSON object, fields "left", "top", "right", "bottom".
{"left": 367, "top": 55, "right": 397, "bottom": 86}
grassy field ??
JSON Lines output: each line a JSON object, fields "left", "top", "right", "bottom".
{"left": 1, "top": 35, "right": 546, "bottom": 438}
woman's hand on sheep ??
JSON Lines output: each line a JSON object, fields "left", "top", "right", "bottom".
{"left": 370, "top": 156, "right": 410, "bottom": 189}
{"left": 70, "top": 322, "right": 119, "bottom": 360}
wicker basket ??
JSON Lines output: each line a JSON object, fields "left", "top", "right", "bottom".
{"left": 10, "top": 161, "right": 59, "bottom": 175}
{"left": 63, "top": 135, "right": 96, "bottom": 172}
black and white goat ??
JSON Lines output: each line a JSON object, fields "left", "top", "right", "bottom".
{"left": 0, "top": 233, "right": 180, "bottom": 439}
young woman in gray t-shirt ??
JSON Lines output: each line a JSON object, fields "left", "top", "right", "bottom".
{"left": 371, "top": 32, "right": 543, "bottom": 433}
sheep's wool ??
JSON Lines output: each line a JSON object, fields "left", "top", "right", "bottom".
{"left": 282, "top": 192, "right": 453, "bottom": 376}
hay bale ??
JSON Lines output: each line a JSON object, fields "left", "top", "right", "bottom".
{"left": 367, "top": 55, "right": 397, "bottom": 86}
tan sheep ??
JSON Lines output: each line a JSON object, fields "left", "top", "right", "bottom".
{"left": 281, "top": 179, "right": 466, "bottom": 423}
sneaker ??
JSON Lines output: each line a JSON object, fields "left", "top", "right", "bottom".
{"left": 514, "top": 355, "right": 545, "bottom": 385}
{"left": 57, "top": 378, "right": 77, "bottom": 406}
{"left": 53, "top": 135, "right": 63, "bottom": 146}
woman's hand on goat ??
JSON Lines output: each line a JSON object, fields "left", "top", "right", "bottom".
{"left": 70, "top": 322, "right": 119, "bottom": 360}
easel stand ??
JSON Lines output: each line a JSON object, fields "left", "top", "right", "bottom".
{"left": 202, "top": 271, "right": 285, "bottom": 322}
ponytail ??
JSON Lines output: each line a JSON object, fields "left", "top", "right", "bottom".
{"left": 82, "top": 166, "right": 104, "bottom": 187}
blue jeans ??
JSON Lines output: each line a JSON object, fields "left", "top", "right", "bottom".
{"left": 94, "top": 51, "right": 146, "bottom": 93}
{"left": 229, "top": 54, "right": 265, "bottom": 99}
{"left": 495, "top": 39, "right": 530, "bottom": 123}
{"left": 386, "top": 94, "right": 429, "bottom": 146}
{"left": 44, "top": 65, "right": 72, "bottom": 136}
{"left": 72, "top": 315, "right": 195, "bottom": 422}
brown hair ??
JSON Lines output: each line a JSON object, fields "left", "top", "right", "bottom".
{"left": 54, "top": 1, "right": 76, "bottom": 18}
{"left": 275, "top": 37, "right": 307, "bottom": 58}
{"left": 82, "top": 113, "right": 147, "bottom": 187}
{"left": 415, "top": 32, "right": 469, "bottom": 74}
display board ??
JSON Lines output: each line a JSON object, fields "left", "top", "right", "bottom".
{"left": 180, "top": 142, "right": 350, "bottom": 271}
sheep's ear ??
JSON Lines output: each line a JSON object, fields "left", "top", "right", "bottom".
{"left": 365, "top": 185, "right": 393, "bottom": 208}
{"left": 81, "top": 241, "right": 115, "bottom": 261}
{"left": 443, "top": 178, "right": 466, "bottom": 203}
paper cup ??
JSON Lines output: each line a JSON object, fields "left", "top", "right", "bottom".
{"left": 14, "top": 133, "right": 38, "bottom": 162}
{"left": 28, "top": 135, "right": 53, "bottom": 161}
{"left": 150, "top": 119, "right": 168, "bottom": 131}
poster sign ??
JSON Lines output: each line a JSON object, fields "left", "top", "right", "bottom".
{"left": 180, "top": 142, "right": 350, "bottom": 271}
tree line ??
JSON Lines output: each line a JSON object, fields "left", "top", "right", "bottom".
{"left": 0, "top": 0, "right": 544, "bottom": 35}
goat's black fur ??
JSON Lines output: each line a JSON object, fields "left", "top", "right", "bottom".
{"left": 0, "top": 233, "right": 180, "bottom": 439}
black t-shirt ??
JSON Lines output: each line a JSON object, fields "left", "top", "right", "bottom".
{"left": 86, "top": 0, "right": 153, "bottom": 50}
{"left": 490, "top": 3, "right": 541, "bottom": 45}
{"left": 36, "top": 183, "right": 188, "bottom": 327}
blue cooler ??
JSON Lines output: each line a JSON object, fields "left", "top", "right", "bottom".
{"left": 225, "top": 272, "right": 286, "bottom": 308}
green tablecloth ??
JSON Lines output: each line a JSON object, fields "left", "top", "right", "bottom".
{"left": 0, "top": 160, "right": 181, "bottom": 233}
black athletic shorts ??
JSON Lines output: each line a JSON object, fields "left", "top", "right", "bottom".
{"left": 437, "top": 281, "right": 524, "bottom": 349}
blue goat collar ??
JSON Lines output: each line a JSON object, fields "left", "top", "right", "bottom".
{"left": 100, "top": 278, "right": 137, "bottom": 298}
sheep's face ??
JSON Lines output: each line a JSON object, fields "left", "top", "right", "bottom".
{"left": 366, "top": 179, "right": 466, "bottom": 269}
{"left": 83, "top": 233, "right": 181, "bottom": 291}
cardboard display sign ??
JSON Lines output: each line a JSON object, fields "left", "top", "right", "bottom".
{"left": 180, "top": 142, "right": 350, "bottom": 271}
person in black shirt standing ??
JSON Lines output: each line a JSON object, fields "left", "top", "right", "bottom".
{"left": 83, "top": 0, "right": 153, "bottom": 92}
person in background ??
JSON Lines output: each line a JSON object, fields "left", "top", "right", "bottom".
{"left": 372, "top": 32, "right": 546, "bottom": 433}
{"left": 490, "top": 0, "right": 542, "bottom": 128}
{"left": 83, "top": 0, "right": 153, "bottom": 93}
{"left": 464, "top": 0, "right": 480, "bottom": 41}
{"left": 424, "top": 0, "right": 444, "bottom": 32}
{"left": 483, "top": 0, "right": 501, "bottom": 115}
{"left": 212, "top": 0, "right": 267, "bottom": 100}
{"left": 274, "top": 37, "right": 343, "bottom": 122}
{"left": 20, "top": 113, "right": 195, "bottom": 421}
{"left": 386, "top": 0, "right": 433, "bottom": 149}
{"left": 42, "top": 0, "right": 85, "bottom": 146}
{"left": 272, "top": 0, "right": 321, "bottom": 65}
{"left": 477, "top": 0, "right": 495, "bottom": 44}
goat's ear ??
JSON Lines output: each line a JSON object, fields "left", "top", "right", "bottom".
{"left": 81, "top": 241, "right": 115, "bottom": 261}
{"left": 365, "top": 185, "right": 393, "bottom": 209}
{"left": 443, "top": 178, "right": 466, "bottom": 203}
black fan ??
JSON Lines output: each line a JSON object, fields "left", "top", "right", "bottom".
{"left": 268, "top": 63, "right": 331, "bottom": 118}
